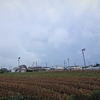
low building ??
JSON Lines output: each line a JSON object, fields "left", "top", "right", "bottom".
{"left": 11, "top": 67, "right": 20, "bottom": 72}
{"left": 28, "top": 66, "right": 34, "bottom": 70}
{"left": 55, "top": 66, "right": 65, "bottom": 71}
{"left": 43, "top": 67, "right": 51, "bottom": 71}
{"left": 11, "top": 65, "right": 27, "bottom": 73}
{"left": 19, "top": 65, "right": 27, "bottom": 72}
{"left": 33, "top": 67, "right": 43, "bottom": 71}
{"left": 71, "top": 66, "right": 83, "bottom": 70}
{"left": 20, "top": 68, "right": 27, "bottom": 72}
{"left": 85, "top": 66, "right": 100, "bottom": 70}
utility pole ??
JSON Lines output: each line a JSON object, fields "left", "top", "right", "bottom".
{"left": 64, "top": 60, "right": 65, "bottom": 67}
{"left": 68, "top": 58, "right": 69, "bottom": 68}
{"left": 18, "top": 57, "right": 20, "bottom": 67}
{"left": 89, "top": 61, "right": 90, "bottom": 66}
{"left": 36, "top": 61, "right": 37, "bottom": 67}
{"left": 46, "top": 62, "right": 47, "bottom": 67}
{"left": 32, "top": 62, "right": 35, "bottom": 67}
{"left": 66, "top": 62, "right": 67, "bottom": 69}
{"left": 82, "top": 48, "right": 86, "bottom": 68}
{"left": 9, "top": 66, "right": 10, "bottom": 71}
{"left": 74, "top": 63, "right": 76, "bottom": 67}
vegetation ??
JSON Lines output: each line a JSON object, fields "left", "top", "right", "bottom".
{"left": 94, "top": 63, "right": 100, "bottom": 67}
{"left": 0, "top": 70, "right": 100, "bottom": 100}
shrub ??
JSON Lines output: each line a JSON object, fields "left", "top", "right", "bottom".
{"left": 88, "top": 90, "right": 100, "bottom": 100}
{"left": 0, "top": 95, "right": 35, "bottom": 100}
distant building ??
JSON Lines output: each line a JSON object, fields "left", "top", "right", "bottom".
{"left": 28, "top": 66, "right": 34, "bottom": 70}
{"left": 19, "top": 65, "right": 27, "bottom": 72}
{"left": 11, "top": 65, "right": 27, "bottom": 73}
{"left": 20, "top": 68, "right": 27, "bottom": 72}
{"left": 55, "top": 66, "right": 65, "bottom": 71}
{"left": 33, "top": 67, "right": 43, "bottom": 71}
{"left": 43, "top": 67, "right": 51, "bottom": 71}
{"left": 28, "top": 66, "right": 43, "bottom": 71}
{"left": 71, "top": 66, "right": 83, "bottom": 70}
{"left": 85, "top": 66, "right": 100, "bottom": 70}
{"left": 11, "top": 67, "right": 20, "bottom": 72}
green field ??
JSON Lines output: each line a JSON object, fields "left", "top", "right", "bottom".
{"left": 1, "top": 70, "right": 100, "bottom": 77}
{"left": 0, "top": 70, "right": 100, "bottom": 100}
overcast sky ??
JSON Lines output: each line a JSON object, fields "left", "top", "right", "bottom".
{"left": 0, "top": 0, "right": 100, "bottom": 68}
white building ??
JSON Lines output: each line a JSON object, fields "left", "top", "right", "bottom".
{"left": 85, "top": 66, "right": 100, "bottom": 70}
{"left": 71, "top": 66, "right": 83, "bottom": 70}
{"left": 43, "top": 67, "right": 51, "bottom": 71}
{"left": 55, "top": 66, "right": 65, "bottom": 71}
{"left": 11, "top": 67, "right": 19, "bottom": 72}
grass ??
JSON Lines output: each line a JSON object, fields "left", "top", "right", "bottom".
{"left": 1, "top": 70, "right": 100, "bottom": 77}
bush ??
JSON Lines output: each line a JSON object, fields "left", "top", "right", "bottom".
{"left": 0, "top": 95, "right": 35, "bottom": 100}
{"left": 0, "top": 70, "right": 4, "bottom": 73}
{"left": 88, "top": 90, "right": 100, "bottom": 100}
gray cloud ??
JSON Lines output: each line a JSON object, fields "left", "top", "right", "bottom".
{"left": 0, "top": 0, "right": 100, "bottom": 68}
